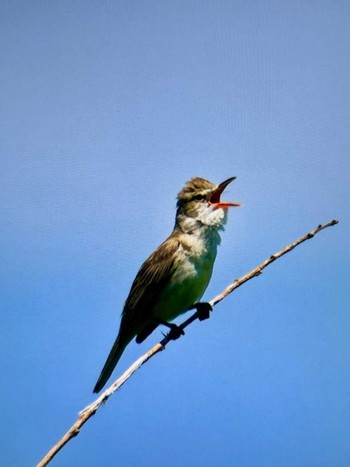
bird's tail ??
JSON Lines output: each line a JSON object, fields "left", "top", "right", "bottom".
{"left": 93, "top": 336, "right": 129, "bottom": 393}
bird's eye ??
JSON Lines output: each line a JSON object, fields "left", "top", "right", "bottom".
{"left": 193, "top": 194, "right": 205, "bottom": 201}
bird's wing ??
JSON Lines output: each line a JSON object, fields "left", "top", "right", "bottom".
{"left": 119, "top": 235, "right": 181, "bottom": 335}
{"left": 93, "top": 235, "right": 181, "bottom": 393}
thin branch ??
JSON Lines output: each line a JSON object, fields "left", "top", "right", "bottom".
{"left": 36, "top": 219, "right": 338, "bottom": 467}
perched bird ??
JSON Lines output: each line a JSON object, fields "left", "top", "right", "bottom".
{"left": 93, "top": 176, "right": 240, "bottom": 393}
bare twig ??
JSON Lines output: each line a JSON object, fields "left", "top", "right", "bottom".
{"left": 36, "top": 219, "right": 338, "bottom": 467}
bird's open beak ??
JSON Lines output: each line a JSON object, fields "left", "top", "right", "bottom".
{"left": 209, "top": 177, "right": 241, "bottom": 208}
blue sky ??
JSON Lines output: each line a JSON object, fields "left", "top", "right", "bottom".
{"left": 1, "top": 1, "right": 349, "bottom": 466}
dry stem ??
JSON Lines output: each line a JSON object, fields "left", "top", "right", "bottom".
{"left": 37, "top": 219, "right": 338, "bottom": 467}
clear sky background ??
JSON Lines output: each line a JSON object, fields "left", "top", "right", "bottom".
{"left": 1, "top": 1, "right": 349, "bottom": 466}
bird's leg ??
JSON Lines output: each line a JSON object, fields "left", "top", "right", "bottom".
{"left": 158, "top": 302, "right": 212, "bottom": 342}
{"left": 189, "top": 302, "right": 212, "bottom": 321}
{"left": 159, "top": 320, "right": 185, "bottom": 340}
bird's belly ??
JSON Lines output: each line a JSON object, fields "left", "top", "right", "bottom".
{"left": 153, "top": 255, "right": 214, "bottom": 322}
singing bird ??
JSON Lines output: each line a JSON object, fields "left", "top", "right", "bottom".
{"left": 93, "top": 176, "right": 240, "bottom": 393}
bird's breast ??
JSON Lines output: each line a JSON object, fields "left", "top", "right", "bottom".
{"left": 153, "top": 229, "right": 220, "bottom": 322}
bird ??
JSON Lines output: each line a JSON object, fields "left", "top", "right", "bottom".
{"left": 93, "top": 176, "right": 240, "bottom": 393}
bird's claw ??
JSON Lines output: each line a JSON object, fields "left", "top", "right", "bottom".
{"left": 166, "top": 324, "right": 185, "bottom": 340}
{"left": 193, "top": 302, "right": 212, "bottom": 321}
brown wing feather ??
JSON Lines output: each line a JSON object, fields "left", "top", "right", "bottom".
{"left": 118, "top": 234, "right": 181, "bottom": 338}
{"left": 93, "top": 234, "right": 181, "bottom": 393}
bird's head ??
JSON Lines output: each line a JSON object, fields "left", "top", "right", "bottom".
{"left": 176, "top": 176, "right": 240, "bottom": 230}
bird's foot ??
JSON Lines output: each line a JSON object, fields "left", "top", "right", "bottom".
{"left": 160, "top": 321, "right": 185, "bottom": 340}
{"left": 191, "top": 302, "right": 212, "bottom": 321}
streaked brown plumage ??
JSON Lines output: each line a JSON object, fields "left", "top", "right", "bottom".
{"left": 93, "top": 176, "right": 240, "bottom": 393}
